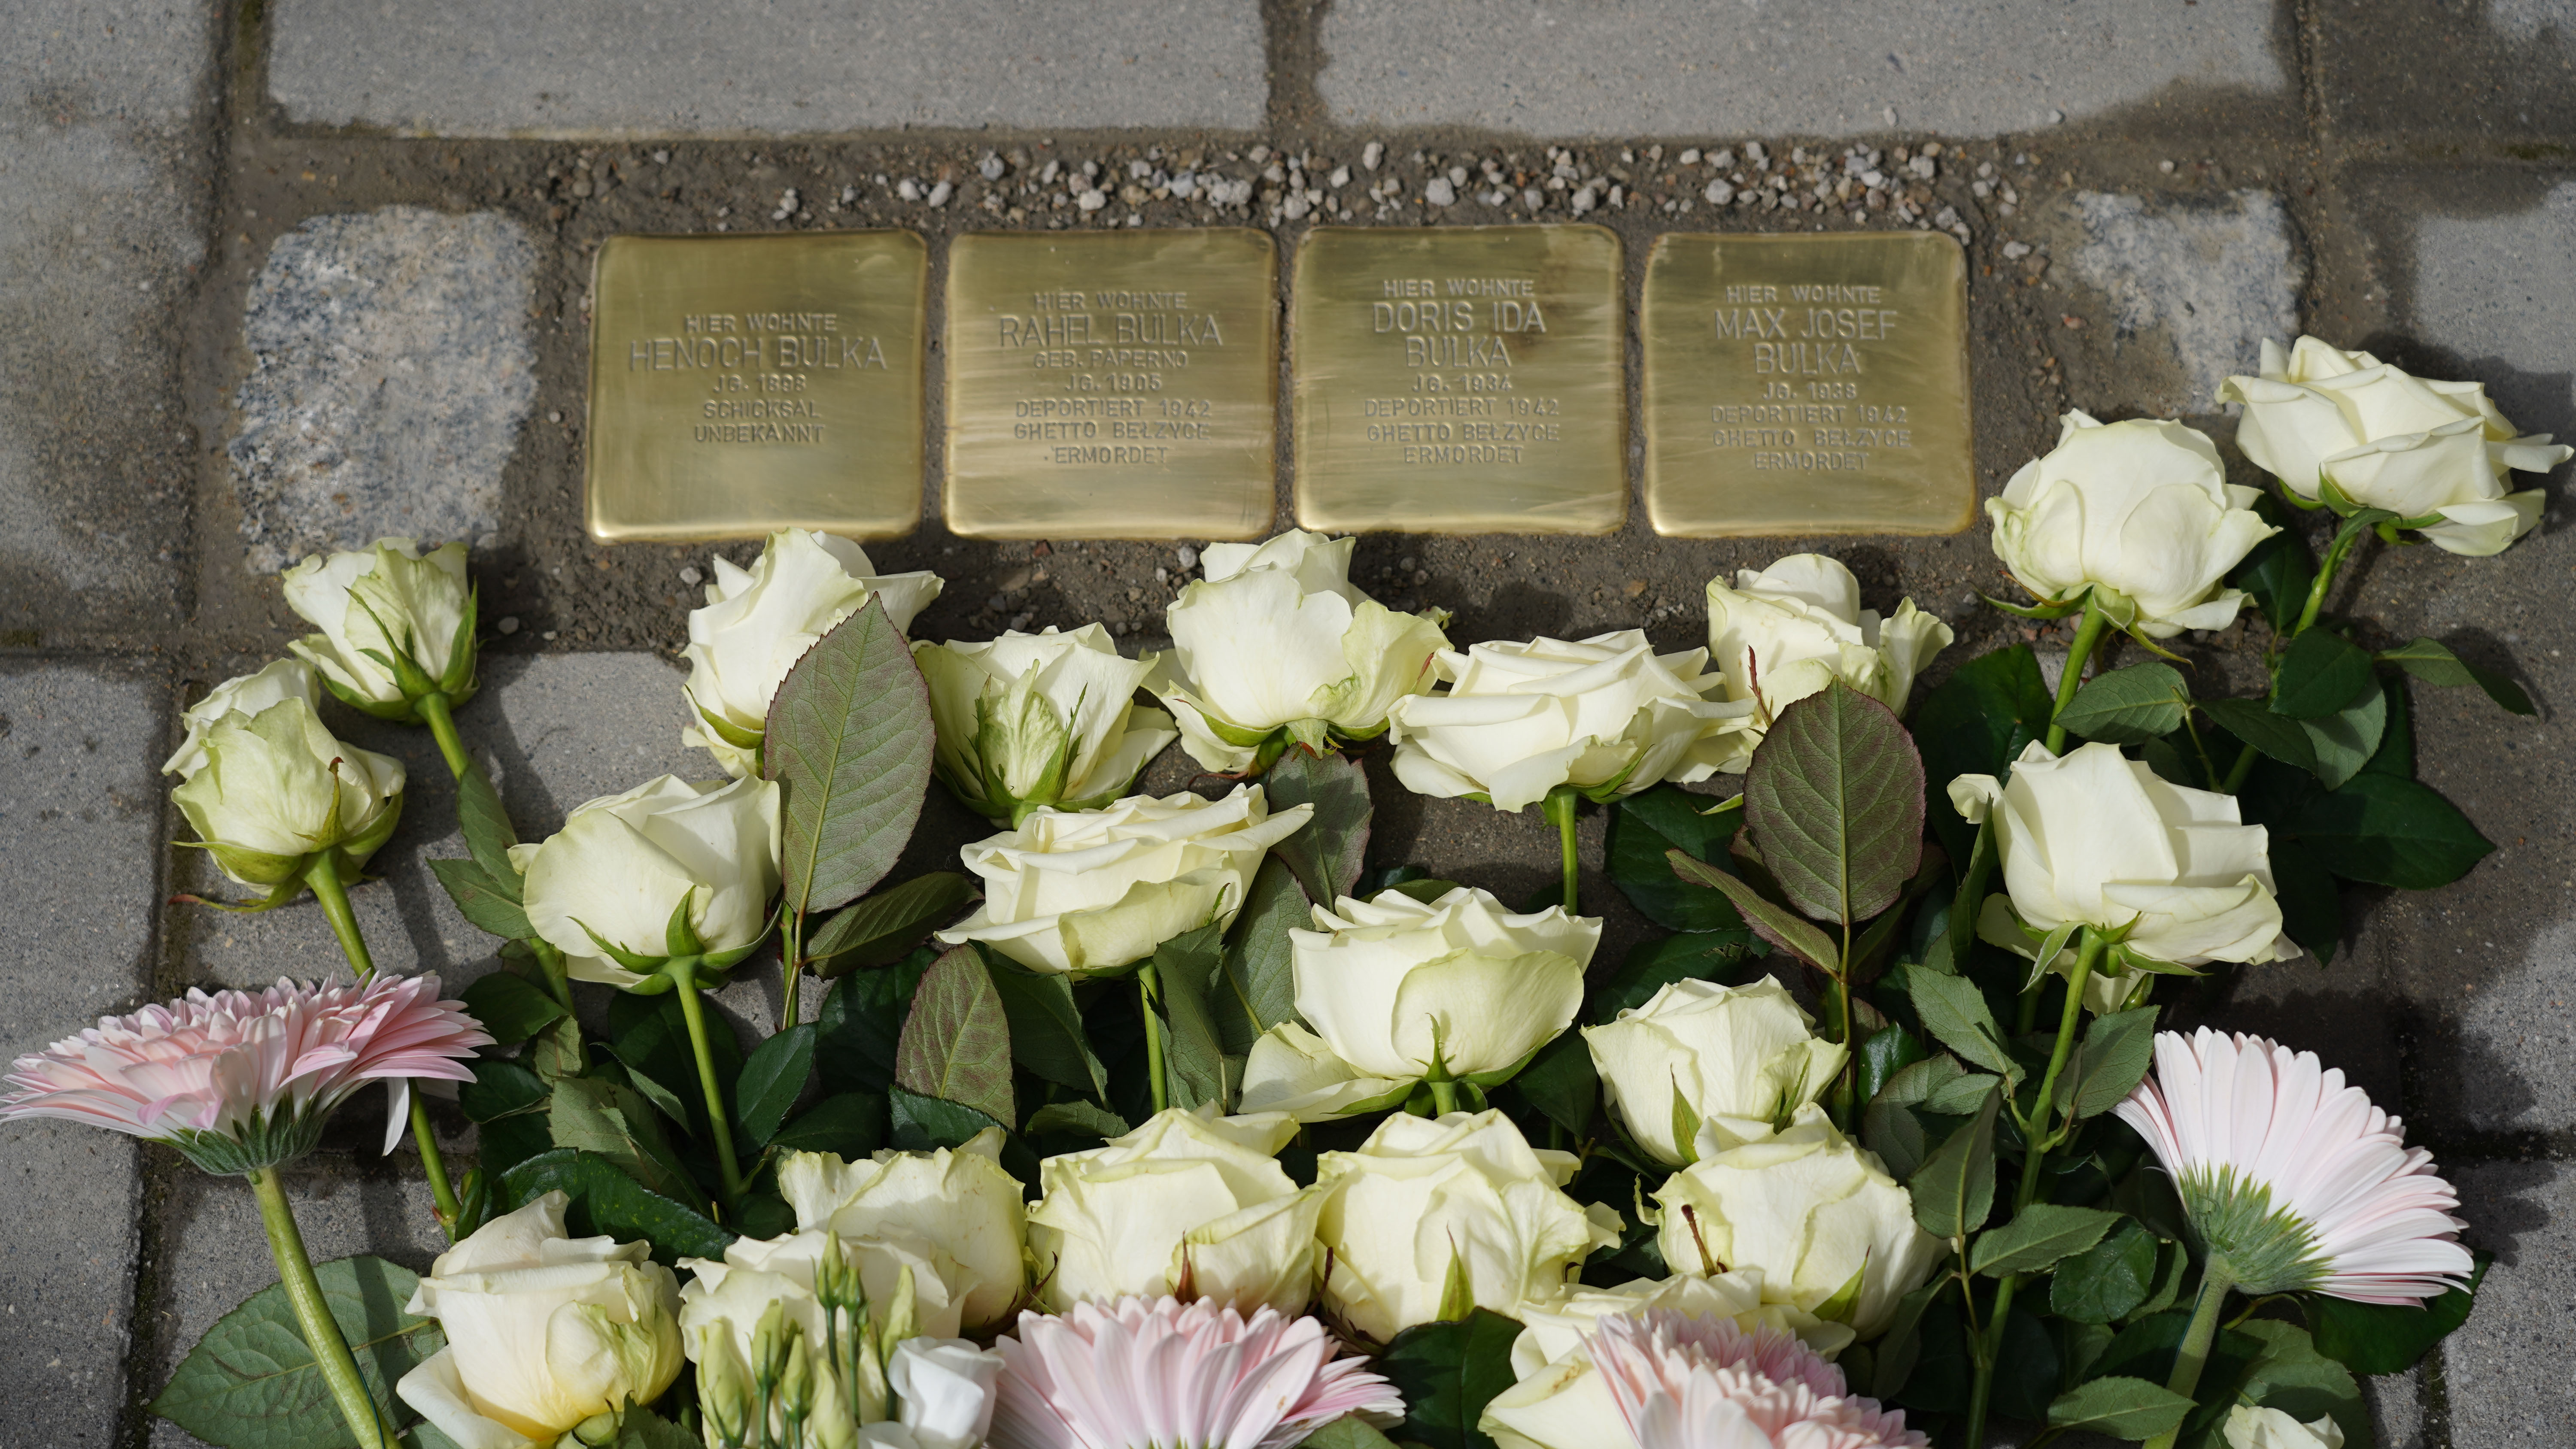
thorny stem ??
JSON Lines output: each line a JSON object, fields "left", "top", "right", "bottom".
{"left": 306, "top": 852, "right": 459, "bottom": 1233}
{"left": 670, "top": 958, "right": 747, "bottom": 1207}
{"left": 249, "top": 1166, "right": 398, "bottom": 1449}
{"left": 2042, "top": 596, "right": 2114, "bottom": 755}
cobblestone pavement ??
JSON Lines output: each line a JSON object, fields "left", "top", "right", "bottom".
{"left": 2, "top": 1, "right": 2571, "bottom": 1444}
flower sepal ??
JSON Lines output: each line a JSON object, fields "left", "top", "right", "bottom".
{"left": 332, "top": 579, "right": 483, "bottom": 724}
{"left": 576, "top": 895, "right": 777, "bottom": 995}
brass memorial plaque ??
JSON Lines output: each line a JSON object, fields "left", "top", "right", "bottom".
{"left": 1292, "top": 226, "right": 1625, "bottom": 535}
{"left": 586, "top": 232, "right": 927, "bottom": 543}
{"left": 1643, "top": 232, "right": 1972, "bottom": 536}
{"left": 945, "top": 230, "right": 1277, "bottom": 540}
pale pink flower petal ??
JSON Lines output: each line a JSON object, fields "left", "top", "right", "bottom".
{"left": 1589, "top": 1310, "right": 1926, "bottom": 1449}
{"left": 2, "top": 975, "right": 490, "bottom": 1174}
{"left": 2114, "top": 1027, "right": 2473, "bottom": 1303}
{"left": 990, "top": 1294, "right": 1403, "bottom": 1449}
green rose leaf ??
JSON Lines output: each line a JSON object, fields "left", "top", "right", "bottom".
{"left": 152, "top": 1255, "right": 442, "bottom": 1449}
{"left": 2052, "top": 1219, "right": 2166, "bottom": 1325}
{"left": 1262, "top": 746, "right": 1373, "bottom": 905}
{"left": 1667, "top": 851, "right": 1838, "bottom": 972}
{"left": 1374, "top": 1307, "right": 1524, "bottom": 1449}
{"left": 814, "top": 949, "right": 934, "bottom": 1097}
{"left": 2272, "top": 628, "right": 2378, "bottom": 719}
{"left": 1606, "top": 786, "right": 1748, "bottom": 930}
{"left": 1297, "top": 1416, "right": 1404, "bottom": 1449}
{"left": 456, "top": 969, "right": 566, "bottom": 1048}
{"left": 2057, "top": 662, "right": 2192, "bottom": 745}
{"left": 2301, "top": 682, "right": 2387, "bottom": 792}
{"left": 2230, "top": 492, "right": 2315, "bottom": 633}
{"left": 2306, "top": 1256, "right": 2485, "bottom": 1374}
{"left": 1908, "top": 969, "right": 2016, "bottom": 1079}
{"left": 2295, "top": 773, "right": 2494, "bottom": 889}
{"left": 1970, "top": 1203, "right": 2126, "bottom": 1277}
{"left": 1510, "top": 1031, "right": 1598, "bottom": 1139}
{"left": 805, "top": 872, "right": 979, "bottom": 979}
{"left": 547, "top": 1076, "right": 704, "bottom": 1210}
{"left": 428, "top": 856, "right": 534, "bottom": 943}
{"left": 2044, "top": 1375, "right": 2194, "bottom": 1439}
{"left": 886, "top": 1084, "right": 1007, "bottom": 1153}
{"left": 1742, "top": 680, "right": 1925, "bottom": 925}
{"left": 1585, "top": 929, "right": 1757, "bottom": 1024}
{"left": 766, "top": 597, "right": 936, "bottom": 916}
{"left": 732, "top": 1021, "right": 818, "bottom": 1148}
{"left": 893, "top": 944, "right": 1015, "bottom": 1126}
{"left": 768, "top": 1092, "right": 888, "bottom": 1157}
{"left": 1911, "top": 644, "right": 2054, "bottom": 858}
{"left": 2200, "top": 696, "right": 2321, "bottom": 776}
{"left": 1217, "top": 857, "right": 1309, "bottom": 1055}
{"left": 496, "top": 1148, "right": 734, "bottom": 1266}
{"left": 983, "top": 948, "right": 1110, "bottom": 1100}
{"left": 2068, "top": 1006, "right": 2160, "bottom": 1119}
{"left": 1909, "top": 1083, "right": 2000, "bottom": 1239}
{"left": 2379, "top": 637, "right": 2534, "bottom": 715}
{"left": 1152, "top": 921, "right": 1232, "bottom": 1112}
{"left": 1025, "top": 1101, "right": 1132, "bottom": 1142}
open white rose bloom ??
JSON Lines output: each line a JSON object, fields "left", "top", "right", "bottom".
{"left": 1025, "top": 1104, "right": 1322, "bottom": 1314}
{"left": 1240, "top": 885, "right": 1596, "bottom": 1116}
{"left": 511, "top": 773, "right": 781, "bottom": 987}
{"left": 778, "top": 1131, "right": 1030, "bottom": 1330}
{"left": 396, "top": 1192, "right": 684, "bottom": 1449}
{"left": 1386, "top": 631, "right": 1751, "bottom": 812}
{"left": 1704, "top": 553, "right": 1952, "bottom": 770}
{"left": 1156, "top": 529, "right": 1451, "bottom": 771}
{"left": 282, "top": 536, "right": 477, "bottom": 717}
{"left": 1989, "top": 411, "right": 2276, "bottom": 637}
{"left": 1653, "top": 1104, "right": 1943, "bottom": 1338}
{"left": 1317, "top": 1109, "right": 1624, "bottom": 1343}
{"left": 1951, "top": 741, "right": 2296, "bottom": 1007}
{"left": 164, "top": 658, "right": 321, "bottom": 778}
{"left": 936, "top": 785, "right": 1311, "bottom": 976}
{"left": 2221, "top": 335, "right": 2571, "bottom": 556}
{"left": 1584, "top": 977, "right": 1847, "bottom": 1167}
{"left": 681, "top": 527, "right": 943, "bottom": 776}
{"left": 915, "top": 623, "right": 1176, "bottom": 824}
{"left": 1477, "top": 1270, "right": 1853, "bottom": 1449}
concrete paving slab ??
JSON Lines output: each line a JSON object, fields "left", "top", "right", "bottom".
{"left": 1318, "top": 0, "right": 2287, "bottom": 139}
{"left": 229, "top": 209, "right": 538, "bottom": 575}
{"left": 0, "top": 0, "right": 213, "bottom": 634}
{"left": 2318, "top": 0, "right": 2576, "bottom": 142}
{"left": 0, "top": 661, "right": 171, "bottom": 1447}
{"left": 267, "top": 0, "right": 1268, "bottom": 138}
{"left": 2442, "top": 1159, "right": 2576, "bottom": 1441}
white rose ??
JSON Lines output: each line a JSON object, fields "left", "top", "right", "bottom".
{"left": 283, "top": 537, "right": 478, "bottom": 718}
{"left": 511, "top": 774, "right": 781, "bottom": 988}
{"left": 171, "top": 697, "right": 405, "bottom": 889}
{"left": 2224, "top": 1404, "right": 2346, "bottom": 1449}
{"left": 1989, "top": 411, "right": 2277, "bottom": 637}
{"left": 2221, "top": 336, "right": 2570, "bottom": 557}
{"left": 1478, "top": 1271, "right": 1854, "bottom": 1449}
{"left": 1025, "top": 1104, "right": 1322, "bottom": 1314}
{"left": 1285, "top": 886, "right": 1595, "bottom": 1090}
{"left": 778, "top": 1131, "right": 1029, "bottom": 1330}
{"left": 396, "top": 1192, "right": 683, "bottom": 1448}
{"left": 680, "top": 1229, "right": 969, "bottom": 1352}
{"left": 1583, "top": 978, "right": 1848, "bottom": 1167}
{"left": 934, "top": 786, "right": 1312, "bottom": 977}
{"left": 1704, "top": 554, "right": 1953, "bottom": 770}
{"left": 1950, "top": 741, "right": 2296, "bottom": 993}
{"left": 882, "top": 1337, "right": 1006, "bottom": 1449}
{"left": 681, "top": 528, "right": 943, "bottom": 776}
{"left": 1238, "top": 1020, "right": 1416, "bottom": 1122}
{"left": 1386, "top": 631, "right": 1750, "bottom": 812}
{"left": 1653, "top": 1104, "right": 1942, "bottom": 1337}
{"left": 914, "top": 624, "right": 1176, "bottom": 825}
{"left": 164, "top": 658, "right": 321, "bottom": 778}
{"left": 1315, "top": 1109, "right": 1623, "bottom": 1343}
{"left": 1156, "top": 530, "right": 1451, "bottom": 772}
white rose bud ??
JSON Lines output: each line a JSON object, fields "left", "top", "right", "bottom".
{"left": 172, "top": 696, "right": 405, "bottom": 889}
{"left": 282, "top": 537, "right": 479, "bottom": 720}
{"left": 1316, "top": 1109, "right": 1622, "bottom": 1343}
{"left": 935, "top": 786, "right": 1312, "bottom": 977}
{"left": 884, "top": 1337, "right": 1006, "bottom": 1449}
{"left": 680, "top": 1229, "right": 969, "bottom": 1362}
{"left": 1275, "top": 887, "right": 1594, "bottom": 1095}
{"left": 2221, "top": 336, "right": 2570, "bottom": 556}
{"left": 1989, "top": 411, "right": 2277, "bottom": 637}
{"left": 914, "top": 624, "right": 1177, "bottom": 825}
{"left": 511, "top": 774, "right": 781, "bottom": 988}
{"left": 396, "top": 1192, "right": 684, "bottom": 1446}
{"left": 681, "top": 528, "right": 944, "bottom": 777}
{"left": 1479, "top": 1270, "right": 1854, "bottom": 1449}
{"left": 1156, "top": 530, "right": 1451, "bottom": 772}
{"left": 778, "top": 1131, "right": 1029, "bottom": 1330}
{"left": 2224, "top": 1405, "right": 2347, "bottom": 1449}
{"left": 1386, "top": 631, "right": 1751, "bottom": 813}
{"left": 1025, "top": 1104, "right": 1323, "bottom": 1315}
{"left": 1653, "top": 1104, "right": 1943, "bottom": 1337}
{"left": 164, "top": 658, "right": 322, "bottom": 779}
{"left": 1583, "top": 978, "right": 1847, "bottom": 1167}
{"left": 1950, "top": 741, "right": 2295, "bottom": 1003}
{"left": 1704, "top": 554, "right": 1953, "bottom": 770}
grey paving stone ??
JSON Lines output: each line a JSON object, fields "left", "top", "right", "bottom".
{"left": 2318, "top": 0, "right": 2576, "bottom": 142}
{"left": 143, "top": 1167, "right": 445, "bottom": 1449}
{"left": 2050, "top": 189, "right": 2302, "bottom": 417}
{"left": 229, "top": 209, "right": 538, "bottom": 575}
{"left": 0, "top": 0, "right": 213, "bottom": 633}
{"left": 0, "top": 661, "right": 171, "bottom": 1448}
{"left": 175, "top": 650, "right": 783, "bottom": 1039}
{"left": 267, "top": 0, "right": 1267, "bottom": 137}
{"left": 1318, "top": 0, "right": 2287, "bottom": 138}
{"left": 2442, "top": 1159, "right": 2576, "bottom": 1441}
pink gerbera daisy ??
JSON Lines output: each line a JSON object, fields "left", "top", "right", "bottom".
{"left": 990, "top": 1295, "right": 1403, "bottom": 1449}
{"left": 1589, "top": 1310, "right": 1927, "bottom": 1449}
{"left": 2115, "top": 1028, "right": 2472, "bottom": 1303}
{"left": 1, "top": 975, "right": 488, "bottom": 1175}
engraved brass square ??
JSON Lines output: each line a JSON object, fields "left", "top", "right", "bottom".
{"left": 945, "top": 230, "right": 1277, "bottom": 540}
{"left": 1291, "top": 226, "right": 1625, "bottom": 535}
{"left": 1643, "top": 232, "right": 1973, "bottom": 537}
{"left": 585, "top": 231, "right": 927, "bottom": 543}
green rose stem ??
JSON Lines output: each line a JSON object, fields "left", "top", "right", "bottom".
{"left": 666, "top": 956, "right": 747, "bottom": 1207}
{"left": 413, "top": 690, "right": 474, "bottom": 780}
{"left": 2144, "top": 1257, "right": 2240, "bottom": 1449}
{"left": 1139, "top": 964, "right": 1169, "bottom": 1116}
{"left": 1426, "top": 1076, "right": 1460, "bottom": 1116}
{"left": 2041, "top": 595, "right": 2114, "bottom": 754}
{"left": 2219, "top": 506, "right": 2391, "bottom": 793}
{"left": 1542, "top": 785, "right": 1580, "bottom": 913}
{"left": 1965, "top": 928, "right": 2108, "bottom": 1449}
{"left": 248, "top": 1164, "right": 399, "bottom": 1449}
{"left": 301, "top": 852, "right": 461, "bottom": 1233}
